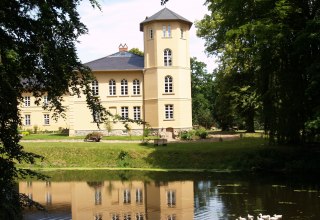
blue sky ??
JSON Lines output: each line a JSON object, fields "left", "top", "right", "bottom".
{"left": 76, "top": 0, "right": 217, "bottom": 72}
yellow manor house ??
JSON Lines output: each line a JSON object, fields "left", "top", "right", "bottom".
{"left": 20, "top": 8, "right": 193, "bottom": 137}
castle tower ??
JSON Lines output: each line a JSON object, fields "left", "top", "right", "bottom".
{"left": 140, "top": 8, "right": 193, "bottom": 135}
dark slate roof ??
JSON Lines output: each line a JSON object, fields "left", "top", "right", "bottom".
{"left": 140, "top": 8, "right": 192, "bottom": 31}
{"left": 84, "top": 51, "right": 144, "bottom": 71}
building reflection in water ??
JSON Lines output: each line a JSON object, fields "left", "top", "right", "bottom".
{"left": 20, "top": 180, "right": 194, "bottom": 220}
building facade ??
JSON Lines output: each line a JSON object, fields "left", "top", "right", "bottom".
{"left": 20, "top": 8, "right": 193, "bottom": 137}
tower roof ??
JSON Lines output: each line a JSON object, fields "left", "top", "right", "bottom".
{"left": 140, "top": 8, "right": 192, "bottom": 31}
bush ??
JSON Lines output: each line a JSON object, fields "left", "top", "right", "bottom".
{"left": 143, "top": 127, "right": 150, "bottom": 137}
{"left": 21, "top": 131, "right": 30, "bottom": 136}
{"left": 84, "top": 132, "right": 103, "bottom": 142}
{"left": 180, "top": 130, "right": 195, "bottom": 140}
{"left": 195, "top": 127, "right": 208, "bottom": 139}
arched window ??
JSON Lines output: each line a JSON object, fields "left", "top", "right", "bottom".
{"left": 164, "top": 49, "right": 172, "bottom": 66}
{"left": 133, "top": 79, "right": 140, "bottom": 95}
{"left": 91, "top": 80, "right": 99, "bottom": 96}
{"left": 109, "top": 79, "right": 116, "bottom": 96}
{"left": 121, "top": 79, "right": 128, "bottom": 95}
{"left": 164, "top": 76, "right": 173, "bottom": 93}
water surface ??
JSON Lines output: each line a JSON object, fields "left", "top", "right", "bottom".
{"left": 20, "top": 171, "right": 320, "bottom": 220}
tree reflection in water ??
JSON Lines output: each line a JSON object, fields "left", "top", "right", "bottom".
{"left": 18, "top": 171, "right": 320, "bottom": 220}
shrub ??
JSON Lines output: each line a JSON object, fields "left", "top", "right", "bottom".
{"left": 143, "top": 127, "right": 151, "bottom": 137}
{"left": 195, "top": 127, "right": 208, "bottom": 139}
{"left": 84, "top": 132, "right": 103, "bottom": 142}
{"left": 180, "top": 130, "right": 195, "bottom": 140}
{"left": 21, "top": 131, "right": 30, "bottom": 136}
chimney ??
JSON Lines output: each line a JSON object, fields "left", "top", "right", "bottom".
{"left": 119, "top": 43, "right": 128, "bottom": 52}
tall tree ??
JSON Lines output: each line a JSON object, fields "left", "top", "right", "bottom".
{"left": 191, "top": 57, "right": 215, "bottom": 128}
{"left": 197, "top": 0, "right": 320, "bottom": 144}
{"left": 0, "top": 0, "right": 105, "bottom": 218}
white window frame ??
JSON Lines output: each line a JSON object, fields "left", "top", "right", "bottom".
{"left": 43, "top": 96, "right": 48, "bottom": 106}
{"left": 92, "top": 80, "right": 99, "bottom": 96}
{"left": 123, "top": 189, "right": 131, "bottom": 204}
{"left": 94, "top": 213, "right": 102, "bottom": 220}
{"left": 162, "top": 25, "right": 166, "bottom": 37}
{"left": 124, "top": 213, "right": 131, "bottom": 220}
{"left": 95, "top": 189, "right": 102, "bottom": 205}
{"left": 121, "top": 107, "right": 129, "bottom": 120}
{"left": 133, "top": 79, "right": 140, "bottom": 95}
{"left": 136, "top": 213, "right": 144, "bottom": 220}
{"left": 133, "top": 106, "right": 141, "bottom": 121}
{"left": 164, "top": 49, "right": 172, "bottom": 66}
{"left": 111, "top": 214, "right": 120, "bottom": 220}
{"left": 45, "top": 192, "right": 52, "bottom": 205}
{"left": 136, "top": 188, "right": 143, "bottom": 204}
{"left": 163, "top": 25, "right": 171, "bottom": 38}
{"left": 44, "top": 114, "right": 50, "bottom": 125}
{"left": 25, "top": 114, "right": 31, "bottom": 126}
{"left": 167, "top": 190, "right": 176, "bottom": 207}
{"left": 180, "top": 28, "right": 184, "bottom": 39}
{"left": 165, "top": 105, "right": 174, "bottom": 120}
{"left": 24, "top": 96, "right": 30, "bottom": 107}
{"left": 164, "top": 76, "right": 173, "bottom": 93}
{"left": 121, "top": 79, "right": 128, "bottom": 95}
{"left": 109, "top": 79, "right": 116, "bottom": 96}
{"left": 167, "top": 214, "right": 176, "bottom": 220}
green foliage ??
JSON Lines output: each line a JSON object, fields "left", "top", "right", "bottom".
{"left": 0, "top": 0, "right": 103, "bottom": 216}
{"left": 128, "top": 48, "right": 144, "bottom": 56}
{"left": 191, "top": 57, "right": 215, "bottom": 128}
{"left": 197, "top": 0, "right": 320, "bottom": 144}
{"left": 180, "top": 130, "right": 195, "bottom": 140}
{"left": 143, "top": 126, "right": 151, "bottom": 137}
{"left": 21, "top": 131, "right": 30, "bottom": 136}
{"left": 117, "top": 150, "right": 130, "bottom": 167}
{"left": 33, "top": 125, "right": 39, "bottom": 134}
{"left": 195, "top": 127, "right": 208, "bottom": 139}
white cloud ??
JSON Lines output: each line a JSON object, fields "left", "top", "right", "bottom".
{"left": 76, "top": 0, "right": 217, "bottom": 72}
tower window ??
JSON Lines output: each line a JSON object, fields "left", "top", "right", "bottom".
{"left": 168, "top": 25, "right": 171, "bottom": 37}
{"left": 164, "top": 49, "right": 172, "bottom": 66}
{"left": 163, "top": 25, "right": 166, "bottom": 37}
{"left": 180, "top": 28, "right": 184, "bottom": 38}
{"left": 162, "top": 25, "right": 171, "bottom": 38}
{"left": 121, "top": 79, "right": 128, "bottom": 95}
{"left": 164, "top": 76, "right": 173, "bottom": 93}
{"left": 149, "top": 29, "right": 153, "bottom": 39}
{"left": 109, "top": 79, "right": 116, "bottom": 96}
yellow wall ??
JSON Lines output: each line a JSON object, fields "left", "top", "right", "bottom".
{"left": 20, "top": 93, "right": 69, "bottom": 132}
{"left": 143, "top": 20, "right": 192, "bottom": 131}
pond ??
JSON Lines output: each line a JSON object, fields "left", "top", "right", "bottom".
{"left": 20, "top": 170, "right": 320, "bottom": 220}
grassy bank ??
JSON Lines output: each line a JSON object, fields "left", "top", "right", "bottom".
{"left": 19, "top": 138, "right": 320, "bottom": 173}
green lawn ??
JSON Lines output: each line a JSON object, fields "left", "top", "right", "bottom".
{"left": 21, "top": 133, "right": 156, "bottom": 141}
{"left": 19, "top": 137, "right": 320, "bottom": 173}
